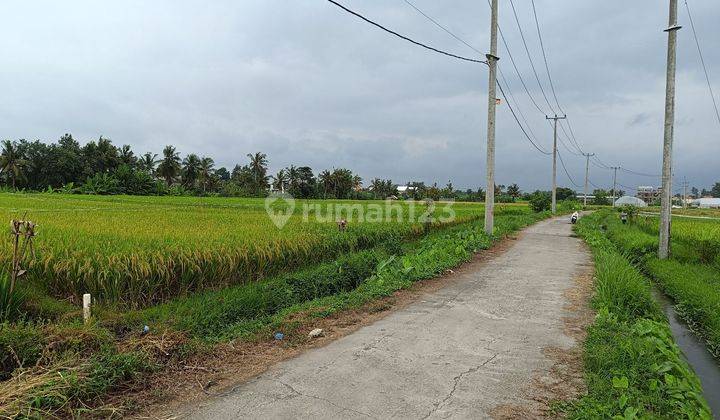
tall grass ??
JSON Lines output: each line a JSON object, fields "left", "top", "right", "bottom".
{"left": 0, "top": 269, "right": 22, "bottom": 322}
{"left": 567, "top": 211, "right": 711, "bottom": 418}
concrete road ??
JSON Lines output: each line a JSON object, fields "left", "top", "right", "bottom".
{"left": 182, "top": 216, "right": 592, "bottom": 419}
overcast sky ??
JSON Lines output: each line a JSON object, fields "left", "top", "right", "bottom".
{"left": 1, "top": 0, "right": 718, "bottom": 192}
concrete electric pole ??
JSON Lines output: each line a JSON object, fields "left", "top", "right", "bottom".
{"left": 610, "top": 166, "right": 620, "bottom": 206}
{"left": 546, "top": 114, "right": 566, "bottom": 214}
{"left": 484, "top": 0, "right": 499, "bottom": 236}
{"left": 659, "top": 0, "right": 681, "bottom": 259}
{"left": 582, "top": 152, "right": 595, "bottom": 207}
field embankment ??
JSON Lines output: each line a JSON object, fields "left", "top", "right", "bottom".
{"left": 567, "top": 211, "right": 711, "bottom": 418}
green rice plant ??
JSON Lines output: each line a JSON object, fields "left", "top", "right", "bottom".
{"left": 0, "top": 269, "right": 23, "bottom": 322}
{"left": 1, "top": 193, "right": 512, "bottom": 308}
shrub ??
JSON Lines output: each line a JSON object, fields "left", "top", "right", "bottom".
{"left": 528, "top": 191, "right": 551, "bottom": 212}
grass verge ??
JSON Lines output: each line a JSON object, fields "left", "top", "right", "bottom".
{"left": 565, "top": 211, "right": 711, "bottom": 418}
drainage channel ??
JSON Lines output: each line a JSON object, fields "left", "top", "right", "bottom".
{"left": 652, "top": 287, "right": 720, "bottom": 416}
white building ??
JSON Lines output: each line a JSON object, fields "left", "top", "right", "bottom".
{"left": 691, "top": 198, "right": 720, "bottom": 208}
{"left": 396, "top": 185, "right": 416, "bottom": 195}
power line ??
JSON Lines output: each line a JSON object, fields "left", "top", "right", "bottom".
{"left": 398, "top": 0, "right": 551, "bottom": 156}
{"left": 619, "top": 167, "right": 660, "bottom": 178}
{"left": 558, "top": 135, "right": 582, "bottom": 156}
{"left": 617, "top": 183, "right": 636, "bottom": 192}
{"left": 497, "top": 80, "right": 553, "bottom": 155}
{"left": 588, "top": 178, "right": 604, "bottom": 190}
{"left": 497, "top": 68, "right": 548, "bottom": 151}
{"left": 530, "top": 0, "right": 562, "bottom": 113}
{"left": 499, "top": 30, "right": 546, "bottom": 115}
{"left": 684, "top": 0, "right": 720, "bottom": 127}
{"left": 527, "top": 0, "right": 586, "bottom": 154}
{"left": 325, "top": 0, "right": 487, "bottom": 64}
{"left": 557, "top": 149, "right": 582, "bottom": 188}
{"left": 592, "top": 155, "right": 612, "bottom": 169}
{"left": 401, "top": 0, "right": 480, "bottom": 56}
{"left": 507, "top": 0, "right": 556, "bottom": 114}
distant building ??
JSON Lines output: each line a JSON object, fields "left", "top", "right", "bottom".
{"left": 691, "top": 198, "right": 720, "bottom": 208}
{"left": 636, "top": 186, "right": 661, "bottom": 204}
{"left": 614, "top": 196, "right": 648, "bottom": 208}
{"left": 396, "top": 185, "right": 416, "bottom": 196}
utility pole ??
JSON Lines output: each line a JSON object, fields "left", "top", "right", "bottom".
{"left": 484, "top": 0, "right": 499, "bottom": 236}
{"left": 610, "top": 166, "right": 620, "bottom": 206}
{"left": 546, "top": 114, "right": 566, "bottom": 213}
{"left": 682, "top": 177, "right": 689, "bottom": 209}
{"left": 582, "top": 152, "right": 595, "bottom": 206}
{"left": 659, "top": 0, "right": 681, "bottom": 259}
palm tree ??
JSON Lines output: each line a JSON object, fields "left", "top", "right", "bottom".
{"left": 182, "top": 154, "right": 202, "bottom": 188}
{"left": 0, "top": 140, "right": 26, "bottom": 189}
{"left": 272, "top": 169, "right": 287, "bottom": 193}
{"left": 139, "top": 152, "right": 159, "bottom": 173}
{"left": 352, "top": 174, "right": 363, "bottom": 191}
{"left": 198, "top": 156, "right": 215, "bottom": 192}
{"left": 119, "top": 145, "right": 136, "bottom": 167}
{"left": 246, "top": 152, "right": 269, "bottom": 194}
{"left": 286, "top": 165, "right": 299, "bottom": 193}
{"left": 318, "top": 170, "right": 332, "bottom": 198}
{"left": 156, "top": 146, "right": 181, "bottom": 186}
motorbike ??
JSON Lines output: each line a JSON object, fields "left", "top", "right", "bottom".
{"left": 571, "top": 214, "right": 578, "bottom": 224}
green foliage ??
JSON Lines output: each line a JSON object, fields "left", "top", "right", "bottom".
{"left": 0, "top": 269, "right": 23, "bottom": 322}
{"left": 646, "top": 258, "right": 720, "bottom": 356}
{"left": 0, "top": 322, "right": 45, "bottom": 380}
{"left": 570, "top": 310, "right": 710, "bottom": 419}
{"left": 567, "top": 211, "right": 711, "bottom": 418}
{"left": 559, "top": 199, "right": 581, "bottom": 212}
{"left": 125, "top": 210, "right": 545, "bottom": 342}
{"left": 592, "top": 189, "right": 611, "bottom": 206}
{"left": 528, "top": 190, "right": 551, "bottom": 212}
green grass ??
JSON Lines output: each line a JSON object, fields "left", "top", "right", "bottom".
{"left": 645, "top": 258, "right": 720, "bottom": 356}
{"left": 603, "top": 210, "right": 720, "bottom": 359}
{"left": 567, "top": 211, "right": 711, "bottom": 419}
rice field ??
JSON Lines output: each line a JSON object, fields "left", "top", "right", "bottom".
{"left": 0, "top": 193, "right": 509, "bottom": 307}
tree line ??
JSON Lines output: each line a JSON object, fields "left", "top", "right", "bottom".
{"left": 0, "top": 135, "right": 595, "bottom": 202}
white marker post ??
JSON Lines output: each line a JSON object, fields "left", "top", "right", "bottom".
{"left": 83, "top": 293, "right": 92, "bottom": 324}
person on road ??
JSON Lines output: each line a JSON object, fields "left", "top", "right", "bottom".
{"left": 571, "top": 211, "right": 579, "bottom": 224}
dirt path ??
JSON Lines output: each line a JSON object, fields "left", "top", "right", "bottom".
{"left": 177, "top": 216, "right": 594, "bottom": 419}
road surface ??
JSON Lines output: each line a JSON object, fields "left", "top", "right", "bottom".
{"left": 181, "top": 216, "right": 593, "bottom": 419}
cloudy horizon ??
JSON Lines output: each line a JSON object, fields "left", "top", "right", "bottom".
{"left": 1, "top": 0, "right": 718, "bottom": 193}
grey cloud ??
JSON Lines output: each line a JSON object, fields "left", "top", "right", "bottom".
{"left": 0, "top": 0, "right": 718, "bottom": 191}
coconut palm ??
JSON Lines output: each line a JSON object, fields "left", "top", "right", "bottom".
{"left": 139, "top": 152, "right": 159, "bottom": 173}
{"left": 246, "top": 152, "right": 269, "bottom": 194}
{"left": 0, "top": 140, "right": 26, "bottom": 189}
{"left": 156, "top": 146, "right": 181, "bottom": 187}
{"left": 198, "top": 156, "right": 215, "bottom": 192}
{"left": 119, "top": 145, "right": 136, "bottom": 167}
{"left": 318, "top": 170, "right": 332, "bottom": 198}
{"left": 182, "top": 154, "right": 202, "bottom": 188}
{"left": 272, "top": 169, "right": 287, "bottom": 193}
